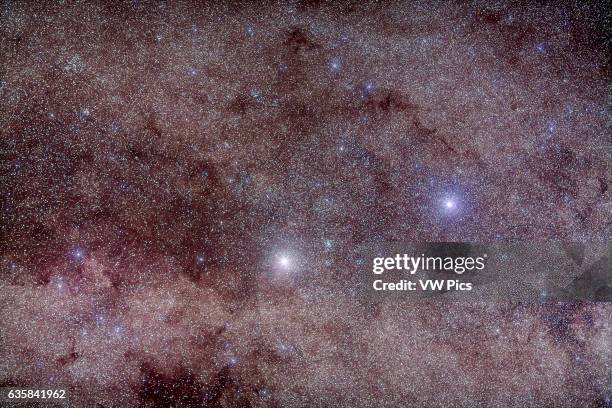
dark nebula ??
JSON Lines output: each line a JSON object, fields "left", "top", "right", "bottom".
{"left": 0, "top": 1, "right": 610, "bottom": 407}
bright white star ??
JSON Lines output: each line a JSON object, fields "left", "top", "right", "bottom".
{"left": 278, "top": 256, "right": 290, "bottom": 268}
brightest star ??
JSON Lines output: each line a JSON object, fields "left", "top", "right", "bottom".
{"left": 278, "top": 255, "right": 290, "bottom": 268}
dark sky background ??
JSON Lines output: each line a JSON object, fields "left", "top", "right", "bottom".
{"left": 0, "top": 1, "right": 610, "bottom": 407}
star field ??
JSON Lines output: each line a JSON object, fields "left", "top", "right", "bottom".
{"left": 0, "top": 1, "right": 610, "bottom": 407}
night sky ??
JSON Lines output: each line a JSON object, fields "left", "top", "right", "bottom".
{"left": 1, "top": 1, "right": 610, "bottom": 407}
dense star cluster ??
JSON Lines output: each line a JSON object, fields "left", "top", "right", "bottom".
{"left": 1, "top": 1, "right": 610, "bottom": 407}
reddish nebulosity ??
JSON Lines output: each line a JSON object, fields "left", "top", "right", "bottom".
{"left": 0, "top": 1, "right": 610, "bottom": 407}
